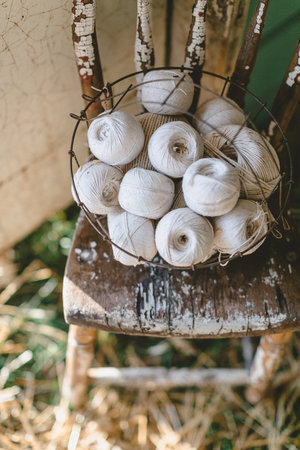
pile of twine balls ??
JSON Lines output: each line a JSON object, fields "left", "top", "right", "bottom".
{"left": 72, "top": 69, "right": 281, "bottom": 268}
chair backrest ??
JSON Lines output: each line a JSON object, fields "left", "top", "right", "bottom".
{"left": 71, "top": 0, "right": 300, "bottom": 144}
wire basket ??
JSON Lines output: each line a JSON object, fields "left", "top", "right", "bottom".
{"left": 68, "top": 66, "right": 293, "bottom": 270}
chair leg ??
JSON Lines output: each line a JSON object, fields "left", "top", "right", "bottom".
{"left": 62, "top": 325, "right": 97, "bottom": 409}
{"left": 245, "top": 332, "right": 293, "bottom": 403}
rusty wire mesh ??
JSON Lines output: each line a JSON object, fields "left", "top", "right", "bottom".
{"left": 68, "top": 67, "right": 293, "bottom": 270}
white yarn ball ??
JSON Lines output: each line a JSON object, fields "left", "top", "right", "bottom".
{"left": 72, "top": 160, "right": 123, "bottom": 214}
{"left": 148, "top": 121, "right": 204, "bottom": 178}
{"left": 118, "top": 168, "right": 175, "bottom": 219}
{"left": 141, "top": 70, "right": 194, "bottom": 115}
{"left": 182, "top": 158, "right": 240, "bottom": 216}
{"left": 213, "top": 199, "right": 269, "bottom": 256}
{"left": 205, "top": 125, "right": 281, "bottom": 200}
{"left": 87, "top": 111, "right": 145, "bottom": 165}
{"left": 194, "top": 97, "right": 245, "bottom": 135}
{"left": 155, "top": 208, "right": 214, "bottom": 267}
{"left": 107, "top": 210, "right": 157, "bottom": 266}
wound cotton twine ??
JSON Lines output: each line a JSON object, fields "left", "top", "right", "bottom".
{"left": 118, "top": 167, "right": 175, "bottom": 219}
{"left": 205, "top": 125, "right": 281, "bottom": 200}
{"left": 213, "top": 199, "right": 269, "bottom": 256}
{"left": 72, "top": 160, "right": 123, "bottom": 214}
{"left": 182, "top": 158, "right": 240, "bottom": 216}
{"left": 194, "top": 97, "right": 245, "bottom": 136}
{"left": 155, "top": 208, "right": 214, "bottom": 267}
{"left": 107, "top": 210, "right": 157, "bottom": 266}
{"left": 141, "top": 70, "right": 194, "bottom": 115}
{"left": 148, "top": 121, "right": 204, "bottom": 178}
{"left": 87, "top": 110, "right": 145, "bottom": 165}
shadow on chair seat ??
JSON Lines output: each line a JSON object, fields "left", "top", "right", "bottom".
{"left": 63, "top": 212, "right": 300, "bottom": 339}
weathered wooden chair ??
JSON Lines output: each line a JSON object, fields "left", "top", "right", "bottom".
{"left": 63, "top": 0, "right": 300, "bottom": 408}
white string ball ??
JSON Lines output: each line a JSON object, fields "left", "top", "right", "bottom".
{"left": 205, "top": 125, "right": 281, "bottom": 200}
{"left": 107, "top": 210, "right": 157, "bottom": 266}
{"left": 118, "top": 167, "right": 175, "bottom": 219}
{"left": 141, "top": 70, "right": 194, "bottom": 115}
{"left": 194, "top": 97, "right": 245, "bottom": 135}
{"left": 155, "top": 208, "right": 214, "bottom": 267}
{"left": 148, "top": 121, "right": 204, "bottom": 178}
{"left": 182, "top": 158, "right": 240, "bottom": 216}
{"left": 213, "top": 199, "right": 269, "bottom": 256}
{"left": 72, "top": 160, "right": 123, "bottom": 214}
{"left": 87, "top": 110, "right": 145, "bottom": 165}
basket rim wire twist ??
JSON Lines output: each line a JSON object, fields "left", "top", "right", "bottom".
{"left": 68, "top": 66, "right": 293, "bottom": 271}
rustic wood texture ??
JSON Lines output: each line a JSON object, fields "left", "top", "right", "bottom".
{"left": 63, "top": 211, "right": 300, "bottom": 338}
{"left": 170, "top": 0, "right": 250, "bottom": 101}
{"left": 184, "top": 0, "right": 207, "bottom": 73}
{"left": 62, "top": 325, "right": 97, "bottom": 409}
{"left": 135, "top": 0, "right": 155, "bottom": 73}
{"left": 269, "top": 36, "right": 300, "bottom": 148}
{"left": 184, "top": 0, "right": 207, "bottom": 112}
{"left": 227, "top": 0, "right": 270, "bottom": 107}
{"left": 72, "top": 0, "right": 104, "bottom": 118}
{"left": 245, "top": 332, "right": 293, "bottom": 403}
{"left": 87, "top": 367, "right": 249, "bottom": 389}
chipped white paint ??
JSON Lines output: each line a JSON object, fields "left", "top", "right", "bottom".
{"left": 88, "top": 366, "right": 250, "bottom": 388}
{"left": 288, "top": 264, "right": 292, "bottom": 274}
{"left": 135, "top": 0, "right": 153, "bottom": 72}
{"left": 184, "top": 0, "right": 207, "bottom": 69}
{"left": 254, "top": 2, "right": 265, "bottom": 34}
{"left": 268, "top": 120, "right": 276, "bottom": 138}
{"left": 286, "top": 48, "right": 300, "bottom": 87}
{"left": 73, "top": 0, "right": 96, "bottom": 79}
{"left": 245, "top": 65, "right": 250, "bottom": 70}
{"left": 263, "top": 266, "right": 281, "bottom": 287}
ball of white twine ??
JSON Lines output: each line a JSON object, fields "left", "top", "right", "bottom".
{"left": 148, "top": 121, "right": 204, "bottom": 178}
{"left": 205, "top": 125, "right": 281, "bottom": 200}
{"left": 182, "top": 158, "right": 240, "bottom": 216}
{"left": 141, "top": 70, "right": 194, "bottom": 115}
{"left": 107, "top": 210, "right": 157, "bottom": 266}
{"left": 194, "top": 97, "right": 245, "bottom": 135}
{"left": 155, "top": 208, "right": 214, "bottom": 267}
{"left": 213, "top": 199, "right": 269, "bottom": 256}
{"left": 118, "top": 167, "right": 175, "bottom": 219}
{"left": 72, "top": 160, "right": 123, "bottom": 214}
{"left": 87, "top": 110, "right": 145, "bottom": 165}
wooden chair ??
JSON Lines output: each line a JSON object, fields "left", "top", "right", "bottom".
{"left": 63, "top": 0, "right": 300, "bottom": 409}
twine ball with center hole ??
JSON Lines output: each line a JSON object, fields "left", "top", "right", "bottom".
{"left": 148, "top": 121, "right": 204, "bottom": 178}
{"left": 107, "top": 210, "right": 157, "bottom": 266}
{"left": 87, "top": 110, "right": 145, "bottom": 165}
{"left": 213, "top": 199, "right": 269, "bottom": 256}
{"left": 141, "top": 70, "right": 194, "bottom": 115}
{"left": 72, "top": 160, "right": 123, "bottom": 214}
{"left": 155, "top": 207, "right": 214, "bottom": 266}
{"left": 118, "top": 167, "right": 175, "bottom": 219}
{"left": 204, "top": 125, "right": 281, "bottom": 200}
{"left": 182, "top": 158, "right": 240, "bottom": 216}
{"left": 194, "top": 97, "right": 245, "bottom": 135}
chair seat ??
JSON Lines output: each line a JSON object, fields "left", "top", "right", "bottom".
{"left": 63, "top": 211, "right": 300, "bottom": 338}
